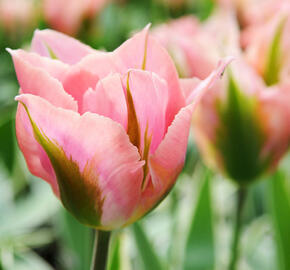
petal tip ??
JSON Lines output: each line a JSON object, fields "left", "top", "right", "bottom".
{"left": 217, "top": 56, "right": 235, "bottom": 78}
{"left": 6, "top": 48, "right": 15, "bottom": 56}
{"left": 144, "top": 23, "right": 152, "bottom": 31}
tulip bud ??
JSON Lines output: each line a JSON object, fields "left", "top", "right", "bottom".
{"left": 243, "top": 6, "right": 290, "bottom": 86}
{"left": 193, "top": 61, "right": 290, "bottom": 185}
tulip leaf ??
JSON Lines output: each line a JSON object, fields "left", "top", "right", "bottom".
{"left": 268, "top": 170, "right": 290, "bottom": 270}
{"left": 57, "top": 209, "right": 93, "bottom": 270}
{"left": 12, "top": 251, "right": 54, "bottom": 270}
{"left": 264, "top": 19, "right": 285, "bottom": 86}
{"left": 216, "top": 74, "right": 268, "bottom": 184}
{"left": 132, "top": 222, "right": 164, "bottom": 270}
{"left": 183, "top": 169, "right": 215, "bottom": 270}
{"left": 107, "top": 233, "right": 121, "bottom": 270}
{"left": 0, "top": 117, "right": 15, "bottom": 172}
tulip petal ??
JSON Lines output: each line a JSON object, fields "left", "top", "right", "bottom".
{"left": 7, "top": 49, "right": 69, "bottom": 81}
{"left": 259, "top": 84, "right": 290, "bottom": 168}
{"left": 133, "top": 102, "right": 194, "bottom": 219}
{"left": 8, "top": 49, "right": 77, "bottom": 111}
{"left": 72, "top": 51, "right": 119, "bottom": 79}
{"left": 180, "top": 78, "right": 200, "bottom": 101}
{"left": 31, "top": 29, "right": 95, "bottom": 64}
{"left": 125, "top": 70, "right": 168, "bottom": 153}
{"left": 61, "top": 66, "right": 99, "bottom": 112}
{"left": 115, "top": 26, "right": 185, "bottom": 128}
{"left": 16, "top": 94, "right": 143, "bottom": 228}
{"left": 134, "top": 59, "right": 230, "bottom": 218}
{"left": 82, "top": 74, "right": 128, "bottom": 128}
{"left": 186, "top": 57, "right": 234, "bottom": 105}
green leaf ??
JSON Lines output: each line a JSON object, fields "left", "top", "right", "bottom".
{"left": 183, "top": 169, "right": 215, "bottom": 270}
{"left": 0, "top": 117, "right": 15, "bottom": 172}
{"left": 0, "top": 180, "right": 58, "bottom": 235}
{"left": 264, "top": 19, "right": 285, "bottom": 86}
{"left": 107, "top": 233, "right": 121, "bottom": 270}
{"left": 12, "top": 251, "right": 54, "bottom": 270}
{"left": 132, "top": 222, "right": 163, "bottom": 270}
{"left": 187, "top": 0, "right": 215, "bottom": 21}
{"left": 57, "top": 209, "right": 93, "bottom": 270}
{"left": 268, "top": 170, "right": 290, "bottom": 270}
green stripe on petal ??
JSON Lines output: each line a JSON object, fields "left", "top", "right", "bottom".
{"left": 142, "top": 30, "right": 149, "bottom": 70}
{"left": 141, "top": 123, "right": 152, "bottom": 190}
{"left": 264, "top": 18, "right": 286, "bottom": 86}
{"left": 45, "top": 43, "right": 58, "bottom": 60}
{"left": 20, "top": 102, "right": 104, "bottom": 227}
{"left": 216, "top": 74, "right": 269, "bottom": 184}
{"left": 126, "top": 72, "right": 141, "bottom": 150}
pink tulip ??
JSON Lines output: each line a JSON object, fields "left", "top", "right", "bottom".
{"left": 242, "top": 5, "right": 290, "bottom": 85}
{"left": 192, "top": 60, "right": 290, "bottom": 183}
{"left": 9, "top": 27, "right": 229, "bottom": 229}
{"left": 152, "top": 10, "right": 240, "bottom": 79}
{"left": 241, "top": 0, "right": 289, "bottom": 27}
{"left": 215, "top": 0, "right": 287, "bottom": 27}
{"left": 43, "top": 0, "right": 109, "bottom": 35}
{"left": 0, "top": 0, "right": 36, "bottom": 33}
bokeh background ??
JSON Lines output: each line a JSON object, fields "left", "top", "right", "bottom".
{"left": 0, "top": 0, "right": 289, "bottom": 269}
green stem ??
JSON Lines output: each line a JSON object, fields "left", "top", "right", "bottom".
{"left": 229, "top": 187, "right": 248, "bottom": 270}
{"left": 90, "top": 230, "right": 111, "bottom": 270}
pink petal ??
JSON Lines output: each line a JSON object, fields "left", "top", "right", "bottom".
{"left": 124, "top": 69, "right": 168, "bottom": 153}
{"left": 15, "top": 103, "right": 59, "bottom": 195}
{"left": 64, "top": 51, "right": 119, "bottom": 81}
{"left": 43, "top": 0, "right": 86, "bottom": 35}
{"left": 186, "top": 57, "right": 234, "bottom": 105}
{"left": 8, "top": 48, "right": 77, "bottom": 111}
{"left": 7, "top": 49, "right": 69, "bottom": 80}
{"left": 16, "top": 94, "right": 144, "bottom": 228}
{"left": 31, "top": 29, "right": 95, "bottom": 64}
{"left": 179, "top": 78, "right": 200, "bottom": 101}
{"left": 259, "top": 84, "right": 290, "bottom": 168}
{"left": 134, "top": 102, "right": 194, "bottom": 219}
{"left": 114, "top": 26, "right": 185, "bottom": 129}
{"left": 61, "top": 66, "right": 99, "bottom": 113}
{"left": 134, "top": 59, "right": 231, "bottom": 218}
{"left": 82, "top": 74, "right": 128, "bottom": 128}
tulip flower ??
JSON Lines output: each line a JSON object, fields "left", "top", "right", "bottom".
{"left": 215, "top": 0, "right": 287, "bottom": 27}
{"left": 0, "top": 0, "right": 37, "bottom": 34}
{"left": 9, "top": 26, "right": 229, "bottom": 230}
{"left": 43, "top": 0, "right": 109, "bottom": 35}
{"left": 152, "top": 9, "right": 240, "bottom": 79}
{"left": 193, "top": 60, "right": 290, "bottom": 270}
{"left": 242, "top": 5, "right": 290, "bottom": 86}
{"left": 192, "top": 60, "right": 290, "bottom": 184}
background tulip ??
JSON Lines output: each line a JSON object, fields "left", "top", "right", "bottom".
{"left": 242, "top": 5, "right": 290, "bottom": 86}
{"left": 9, "top": 27, "right": 229, "bottom": 230}
{"left": 0, "top": 0, "right": 38, "bottom": 44}
{"left": 192, "top": 60, "right": 290, "bottom": 184}
{"left": 152, "top": 8, "right": 240, "bottom": 79}
{"left": 43, "top": 0, "right": 110, "bottom": 35}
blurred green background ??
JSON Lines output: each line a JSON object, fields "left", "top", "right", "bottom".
{"left": 0, "top": 0, "right": 289, "bottom": 269}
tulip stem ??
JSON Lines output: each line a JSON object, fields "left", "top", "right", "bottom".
{"left": 90, "top": 230, "right": 111, "bottom": 270}
{"left": 229, "top": 186, "right": 247, "bottom": 270}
